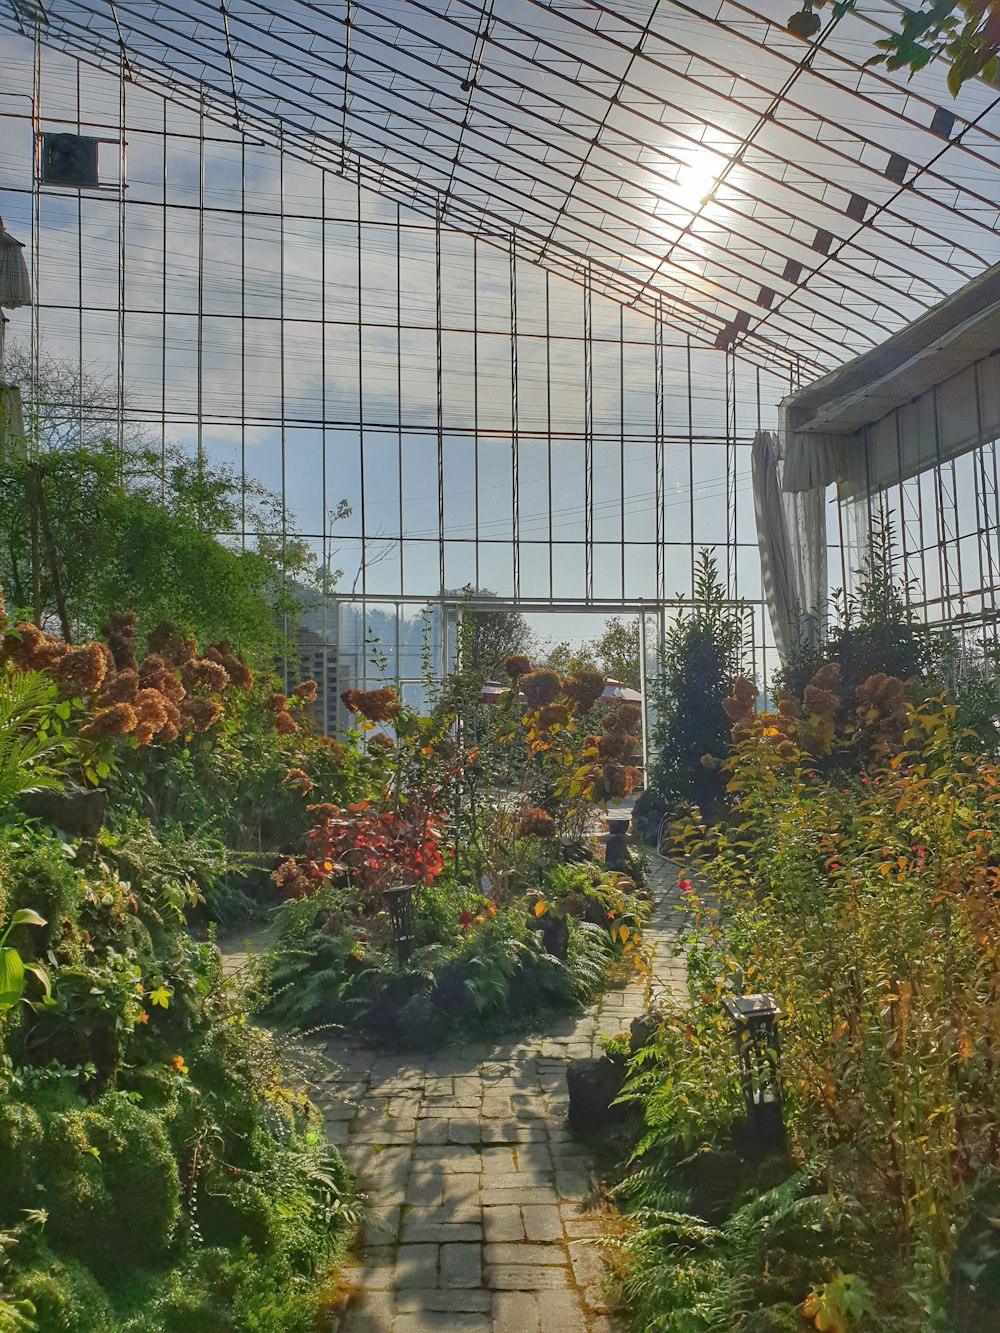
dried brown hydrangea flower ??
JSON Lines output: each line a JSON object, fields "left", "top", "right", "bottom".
{"left": 284, "top": 766, "right": 314, "bottom": 795}
{"left": 150, "top": 625, "right": 198, "bottom": 667}
{"left": 274, "top": 709, "right": 298, "bottom": 735}
{"left": 307, "top": 802, "right": 338, "bottom": 825}
{"left": 80, "top": 702, "right": 137, "bottom": 740}
{"left": 181, "top": 658, "right": 230, "bottom": 694}
{"left": 598, "top": 731, "right": 634, "bottom": 762}
{"left": 518, "top": 806, "right": 557, "bottom": 838}
{"left": 95, "top": 668, "right": 139, "bottom": 708}
{"left": 51, "top": 642, "right": 108, "bottom": 699}
{"left": 605, "top": 701, "right": 641, "bottom": 735}
{"left": 563, "top": 670, "right": 605, "bottom": 713}
{"left": 520, "top": 670, "right": 562, "bottom": 708}
{"left": 103, "top": 611, "right": 138, "bottom": 672}
{"left": 180, "top": 697, "right": 223, "bottom": 734}
{"left": 504, "top": 654, "right": 532, "bottom": 679}
{"left": 3, "top": 622, "right": 67, "bottom": 671}
{"left": 341, "top": 686, "right": 400, "bottom": 722}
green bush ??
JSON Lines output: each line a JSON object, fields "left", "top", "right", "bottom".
{"left": 42, "top": 1092, "right": 181, "bottom": 1274}
{"left": 0, "top": 824, "right": 82, "bottom": 957}
{"left": 10, "top": 1247, "right": 114, "bottom": 1332}
{"left": 0, "top": 1099, "right": 44, "bottom": 1213}
{"left": 637, "top": 551, "right": 748, "bottom": 840}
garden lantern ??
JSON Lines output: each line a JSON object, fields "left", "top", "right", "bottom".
{"left": 384, "top": 884, "right": 418, "bottom": 965}
{"left": 721, "top": 993, "right": 784, "bottom": 1148}
{"left": 604, "top": 813, "right": 631, "bottom": 873}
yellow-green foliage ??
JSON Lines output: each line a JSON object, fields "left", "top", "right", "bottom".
{"left": 656, "top": 694, "right": 1000, "bottom": 1320}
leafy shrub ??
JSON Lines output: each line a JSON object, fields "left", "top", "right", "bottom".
{"left": 619, "top": 689, "right": 1000, "bottom": 1328}
{"left": 635, "top": 551, "right": 748, "bottom": 841}
{"left": 0, "top": 824, "right": 82, "bottom": 955}
{"left": 263, "top": 870, "right": 626, "bottom": 1044}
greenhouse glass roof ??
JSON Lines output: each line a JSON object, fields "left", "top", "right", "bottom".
{"left": 4, "top": 0, "right": 1000, "bottom": 381}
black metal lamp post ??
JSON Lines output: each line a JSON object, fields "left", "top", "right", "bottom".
{"left": 384, "top": 884, "right": 418, "bottom": 965}
{"left": 721, "top": 993, "right": 784, "bottom": 1150}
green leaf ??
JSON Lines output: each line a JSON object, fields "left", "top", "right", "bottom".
{"left": 0, "top": 947, "right": 26, "bottom": 1009}
{"left": 148, "top": 986, "right": 173, "bottom": 1009}
{"left": 8, "top": 910, "right": 47, "bottom": 930}
{"left": 25, "top": 961, "right": 52, "bottom": 999}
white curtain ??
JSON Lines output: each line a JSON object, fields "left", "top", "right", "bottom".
{"left": 0, "top": 219, "right": 31, "bottom": 310}
{"left": 752, "top": 429, "right": 827, "bottom": 662}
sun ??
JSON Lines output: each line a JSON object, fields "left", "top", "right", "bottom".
{"left": 675, "top": 148, "right": 725, "bottom": 210}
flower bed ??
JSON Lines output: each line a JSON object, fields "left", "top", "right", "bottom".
{"left": 0, "top": 603, "right": 355, "bottom": 1330}
{"left": 615, "top": 669, "right": 1000, "bottom": 1332}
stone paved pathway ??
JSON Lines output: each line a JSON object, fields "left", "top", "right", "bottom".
{"left": 302, "top": 855, "right": 688, "bottom": 1333}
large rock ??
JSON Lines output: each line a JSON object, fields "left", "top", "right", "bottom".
{"left": 567, "top": 1055, "right": 626, "bottom": 1133}
{"left": 396, "top": 994, "right": 447, "bottom": 1051}
{"left": 21, "top": 784, "right": 108, "bottom": 837}
{"left": 629, "top": 1001, "right": 671, "bottom": 1054}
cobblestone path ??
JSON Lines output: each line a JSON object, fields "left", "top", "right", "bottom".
{"left": 305, "top": 856, "right": 688, "bottom": 1333}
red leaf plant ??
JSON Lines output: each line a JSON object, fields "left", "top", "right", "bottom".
{"left": 281, "top": 796, "right": 445, "bottom": 903}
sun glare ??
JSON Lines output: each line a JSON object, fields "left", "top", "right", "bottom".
{"left": 675, "top": 149, "right": 725, "bottom": 209}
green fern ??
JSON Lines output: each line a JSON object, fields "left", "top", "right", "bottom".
{"left": 0, "top": 669, "right": 71, "bottom": 809}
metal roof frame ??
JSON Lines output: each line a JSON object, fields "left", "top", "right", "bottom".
{"left": 4, "top": 0, "right": 999, "bottom": 380}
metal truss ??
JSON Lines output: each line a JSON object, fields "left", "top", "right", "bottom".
{"left": 4, "top": 0, "right": 1000, "bottom": 378}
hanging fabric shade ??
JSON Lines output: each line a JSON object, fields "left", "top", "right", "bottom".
{"left": 752, "top": 430, "right": 826, "bottom": 662}
{"left": 0, "top": 218, "right": 31, "bottom": 310}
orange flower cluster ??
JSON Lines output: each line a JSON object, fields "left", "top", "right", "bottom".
{"left": 367, "top": 732, "right": 396, "bottom": 755}
{"left": 292, "top": 678, "right": 318, "bottom": 702}
{"left": 133, "top": 686, "right": 179, "bottom": 745}
{"left": 504, "top": 654, "right": 532, "bottom": 679}
{"left": 307, "top": 802, "right": 338, "bottom": 825}
{"left": 518, "top": 806, "right": 557, "bottom": 838}
{"left": 562, "top": 670, "right": 605, "bottom": 713}
{"left": 520, "top": 669, "right": 562, "bottom": 709}
{"left": 283, "top": 766, "right": 314, "bottom": 795}
{"left": 856, "top": 672, "right": 906, "bottom": 741}
{"left": 103, "top": 612, "right": 138, "bottom": 671}
{"left": 723, "top": 676, "right": 758, "bottom": 739}
{"left": 266, "top": 691, "right": 298, "bottom": 735}
{"left": 1, "top": 603, "right": 254, "bottom": 749}
{"left": 341, "top": 685, "right": 400, "bottom": 723}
